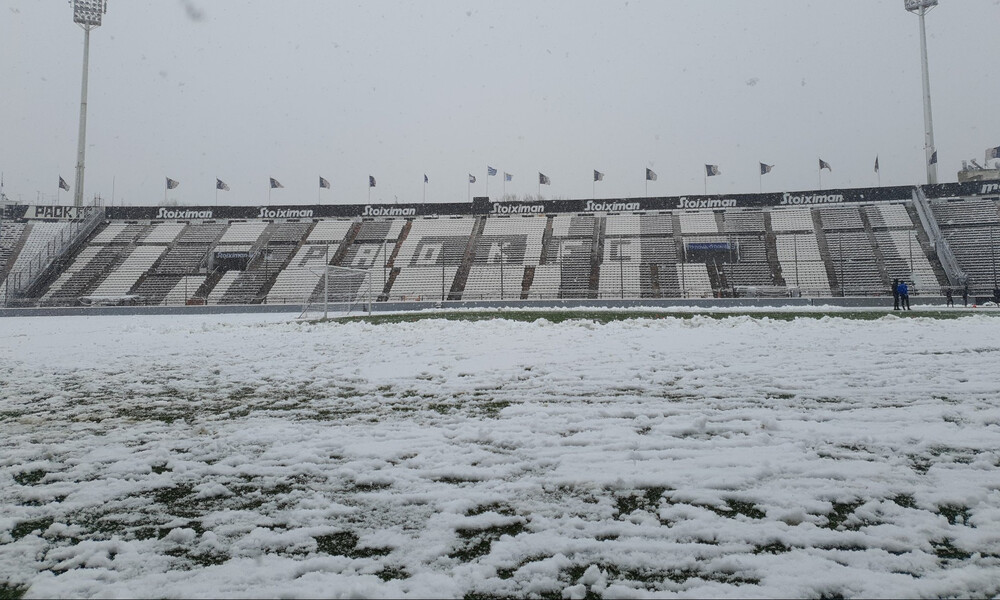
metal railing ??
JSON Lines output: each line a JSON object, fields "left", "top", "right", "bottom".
{"left": 912, "top": 186, "right": 965, "bottom": 286}
{"left": 2, "top": 206, "right": 104, "bottom": 306}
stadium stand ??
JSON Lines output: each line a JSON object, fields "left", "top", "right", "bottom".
{"left": 931, "top": 197, "right": 1000, "bottom": 295}
{"left": 12, "top": 185, "right": 1000, "bottom": 306}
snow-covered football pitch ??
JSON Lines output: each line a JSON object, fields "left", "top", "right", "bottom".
{"left": 2, "top": 309, "right": 1000, "bottom": 598}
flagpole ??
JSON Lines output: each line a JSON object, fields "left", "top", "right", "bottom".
{"left": 704, "top": 174, "right": 707, "bottom": 196}
{"left": 215, "top": 181, "right": 218, "bottom": 207}
{"left": 111, "top": 176, "right": 115, "bottom": 207}
{"left": 485, "top": 168, "right": 488, "bottom": 199}
{"left": 759, "top": 173, "right": 762, "bottom": 194}
{"left": 164, "top": 181, "right": 167, "bottom": 205}
{"left": 423, "top": 180, "right": 426, "bottom": 203}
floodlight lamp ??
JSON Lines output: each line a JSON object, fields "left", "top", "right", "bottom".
{"left": 73, "top": 0, "right": 107, "bottom": 27}
{"left": 904, "top": 0, "right": 938, "bottom": 13}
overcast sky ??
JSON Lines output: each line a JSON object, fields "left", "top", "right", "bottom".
{"left": 2, "top": 0, "right": 999, "bottom": 206}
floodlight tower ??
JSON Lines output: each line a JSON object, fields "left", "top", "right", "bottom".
{"left": 904, "top": 0, "right": 939, "bottom": 185}
{"left": 71, "top": 0, "right": 108, "bottom": 207}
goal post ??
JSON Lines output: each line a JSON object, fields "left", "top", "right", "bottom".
{"left": 298, "top": 264, "right": 375, "bottom": 320}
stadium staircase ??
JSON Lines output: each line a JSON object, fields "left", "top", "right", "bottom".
{"left": 905, "top": 202, "right": 950, "bottom": 289}
{"left": 588, "top": 216, "right": 604, "bottom": 299}
{"left": 810, "top": 210, "right": 843, "bottom": 296}
{"left": 858, "top": 209, "right": 892, "bottom": 291}
{"left": 11, "top": 208, "right": 104, "bottom": 303}
{"left": 376, "top": 220, "right": 411, "bottom": 301}
{"left": 330, "top": 222, "right": 362, "bottom": 266}
{"left": 450, "top": 216, "right": 485, "bottom": 300}
{"left": 912, "top": 186, "right": 964, "bottom": 286}
{"left": 253, "top": 221, "right": 316, "bottom": 302}
{"left": 537, "top": 216, "right": 554, "bottom": 267}
{"left": 762, "top": 213, "right": 787, "bottom": 287}
{"left": 380, "top": 267, "right": 401, "bottom": 302}
{"left": 385, "top": 220, "right": 411, "bottom": 270}
{"left": 520, "top": 265, "right": 535, "bottom": 300}
{"left": 648, "top": 264, "right": 663, "bottom": 297}
{"left": 0, "top": 223, "right": 31, "bottom": 283}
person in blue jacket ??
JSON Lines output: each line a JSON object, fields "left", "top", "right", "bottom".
{"left": 898, "top": 280, "right": 911, "bottom": 311}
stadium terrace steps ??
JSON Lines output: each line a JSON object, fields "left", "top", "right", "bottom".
{"left": 858, "top": 209, "right": 893, "bottom": 292}
{"left": 520, "top": 265, "right": 535, "bottom": 300}
{"left": 762, "top": 213, "right": 786, "bottom": 287}
{"left": 450, "top": 216, "right": 486, "bottom": 300}
{"left": 0, "top": 221, "right": 27, "bottom": 279}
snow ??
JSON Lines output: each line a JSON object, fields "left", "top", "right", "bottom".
{"left": 1, "top": 311, "right": 1000, "bottom": 598}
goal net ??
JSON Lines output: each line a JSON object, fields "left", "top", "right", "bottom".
{"left": 298, "top": 265, "right": 376, "bottom": 320}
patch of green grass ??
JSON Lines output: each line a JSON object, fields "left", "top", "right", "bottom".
{"left": 0, "top": 583, "right": 28, "bottom": 600}
{"left": 328, "top": 308, "right": 986, "bottom": 326}
{"left": 938, "top": 505, "right": 972, "bottom": 527}
{"left": 465, "top": 503, "right": 516, "bottom": 517}
{"left": 909, "top": 454, "right": 933, "bottom": 475}
{"left": 892, "top": 494, "right": 916, "bottom": 509}
{"left": 450, "top": 521, "right": 528, "bottom": 562}
{"left": 314, "top": 532, "right": 391, "bottom": 559}
{"left": 11, "top": 517, "right": 54, "bottom": 540}
{"left": 824, "top": 501, "right": 865, "bottom": 530}
{"left": 375, "top": 566, "right": 408, "bottom": 582}
{"left": 12, "top": 470, "right": 47, "bottom": 486}
{"left": 931, "top": 538, "right": 972, "bottom": 561}
{"left": 615, "top": 487, "right": 667, "bottom": 517}
{"left": 753, "top": 541, "right": 791, "bottom": 555}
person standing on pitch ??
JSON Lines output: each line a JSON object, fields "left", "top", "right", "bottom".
{"left": 945, "top": 288, "right": 954, "bottom": 307}
{"left": 962, "top": 284, "right": 969, "bottom": 307}
{"left": 898, "top": 280, "right": 911, "bottom": 311}
{"left": 892, "top": 279, "right": 900, "bottom": 311}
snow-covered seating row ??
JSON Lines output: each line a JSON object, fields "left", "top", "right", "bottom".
{"left": 942, "top": 226, "right": 1000, "bottom": 294}
{"left": 141, "top": 222, "right": 186, "bottom": 244}
{"left": 478, "top": 215, "right": 546, "bottom": 266}
{"left": 268, "top": 222, "right": 312, "bottom": 244}
{"left": 90, "top": 246, "right": 167, "bottom": 297}
{"left": 598, "top": 262, "right": 642, "bottom": 298}
{"left": 875, "top": 230, "right": 939, "bottom": 294}
{"left": 390, "top": 266, "right": 458, "bottom": 301}
{"left": 394, "top": 217, "right": 474, "bottom": 268}
{"left": 176, "top": 222, "right": 227, "bottom": 245}
{"left": 4, "top": 222, "right": 75, "bottom": 280}
{"left": 776, "top": 234, "right": 822, "bottom": 261}
{"left": 770, "top": 207, "right": 815, "bottom": 232}
{"left": 931, "top": 198, "right": 999, "bottom": 227}
{"left": 162, "top": 275, "right": 207, "bottom": 305}
{"left": 864, "top": 204, "right": 913, "bottom": 229}
{"left": 723, "top": 210, "right": 765, "bottom": 233}
{"left": 217, "top": 221, "right": 268, "bottom": 245}
{"left": 819, "top": 206, "right": 864, "bottom": 230}
{"left": 679, "top": 211, "right": 718, "bottom": 234}
{"left": 463, "top": 265, "right": 527, "bottom": 300}
{"left": 355, "top": 219, "right": 405, "bottom": 242}
{"left": 674, "top": 263, "right": 713, "bottom": 297}
{"left": 266, "top": 244, "right": 333, "bottom": 304}
{"left": 551, "top": 215, "right": 595, "bottom": 238}
{"left": 0, "top": 221, "right": 26, "bottom": 273}
{"left": 154, "top": 245, "right": 208, "bottom": 274}
{"left": 42, "top": 245, "right": 132, "bottom": 304}
{"left": 306, "top": 220, "right": 354, "bottom": 244}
